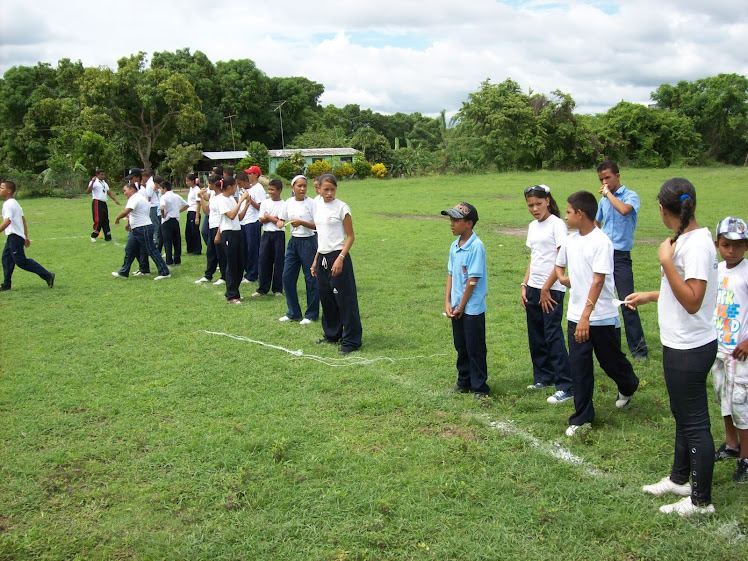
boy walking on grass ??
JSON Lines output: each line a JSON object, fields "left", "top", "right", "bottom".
{"left": 0, "top": 181, "right": 55, "bottom": 291}
{"left": 442, "top": 202, "right": 489, "bottom": 398}
{"left": 554, "top": 191, "right": 638, "bottom": 436}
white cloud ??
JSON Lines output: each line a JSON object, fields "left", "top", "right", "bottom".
{"left": 1, "top": 0, "right": 746, "bottom": 117}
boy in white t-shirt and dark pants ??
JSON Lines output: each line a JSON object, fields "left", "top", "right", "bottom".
{"left": 159, "top": 181, "right": 188, "bottom": 266}
{"left": 555, "top": 190, "right": 639, "bottom": 437}
{"left": 87, "top": 169, "right": 119, "bottom": 241}
{"left": 253, "top": 179, "right": 286, "bottom": 297}
{"left": 0, "top": 181, "right": 55, "bottom": 290}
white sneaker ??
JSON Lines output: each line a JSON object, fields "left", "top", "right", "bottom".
{"left": 641, "top": 476, "right": 691, "bottom": 497}
{"left": 195, "top": 277, "right": 210, "bottom": 284}
{"left": 241, "top": 278, "right": 251, "bottom": 284}
{"left": 615, "top": 392, "right": 632, "bottom": 408}
{"left": 111, "top": 272, "right": 126, "bottom": 278}
{"left": 133, "top": 271, "right": 150, "bottom": 276}
{"left": 565, "top": 423, "right": 591, "bottom": 437}
{"left": 278, "top": 316, "right": 292, "bottom": 322}
{"left": 659, "top": 496, "right": 714, "bottom": 517}
{"left": 299, "top": 318, "right": 313, "bottom": 325}
{"left": 213, "top": 279, "right": 226, "bottom": 285}
{"left": 251, "top": 291, "right": 262, "bottom": 297}
{"left": 547, "top": 390, "right": 573, "bottom": 404}
{"left": 153, "top": 274, "right": 171, "bottom": 280}
{"left": 274, "top": 292, "right": 283, "bottom": 297}
{"left": 91, "top": 238, "right": 97, "bottom": 243}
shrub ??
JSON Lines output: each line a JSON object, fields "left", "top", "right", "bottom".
{"left": 235, "top": 141, "right": 270, "bottom": 175}
{"left": 351, "top": 158, "right": 371, "bottom": 179}
{"left": 306, "top": 159, "right": 332, "bottom": 179}
{"left": 275, "top": 159, "right": 301, "bottom": 180}
{"left": 371, "top": 163, "right": 387, "bottom": 178}
{"left": 332, "top": 162, "right": 356, "bottom": 179}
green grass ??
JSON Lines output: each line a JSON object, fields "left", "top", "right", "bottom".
{"left": 2, "top": 168, "right": 748, "bottom": 560}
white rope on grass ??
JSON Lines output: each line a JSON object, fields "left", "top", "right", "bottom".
{"left": 197, "top": 330, "right": 447, "bottom": 367}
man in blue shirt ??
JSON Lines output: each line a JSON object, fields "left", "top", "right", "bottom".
{"left": 594, "top": 161, "right": 648, "bottom": 360}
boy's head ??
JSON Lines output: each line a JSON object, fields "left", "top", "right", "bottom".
{"left": 223, "top": 167, "right": 234, "bottom": 179}
{"left": 126, "top": 167, "right": 143, "bottom": 182}
{"left": 596, "top": 160, "right": 621, "bottom": 192}
{"left": 441, "top": 202, "right": 478, "bottom": 235}
{"left": 566, "top": 191, "right": 597, "bottom": 227}
{"left": 96, "top": 169, "right": 106, "bottom": 179}
{"left": 235, "top": 171, "right": 249, "bottom": 188}
{"left": 268, "top": 179, "right": 283, "bottom": 200}
{"left": 153, "top": 175, "right": 164, "bottom": 186}
{"left": 0, "top": 181, "right": 16, "bottom": 199}
{"left": 244, "top": 166, "right": 261, "bottom": 182}
{"left": 716, "top": 217, "right": 748, "bottom": 266}
{"left": 161, "top": 181, "right": 172, "bottom": 191}
{"left": 143, "top": 169, "right": 153, "bottom": 179}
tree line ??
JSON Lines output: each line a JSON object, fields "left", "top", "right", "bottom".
{"left": 1, "top": 48, "right": 746, "bottom": 192}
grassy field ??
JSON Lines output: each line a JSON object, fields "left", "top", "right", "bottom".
{"left": 1, "top": 167, "right": 747, "bottom": 560}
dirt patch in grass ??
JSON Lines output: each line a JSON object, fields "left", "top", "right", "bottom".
{"left": 420, "top": 424, "right": 479, "bottom": 441}
{"left": 373, "top": 213, "right": 443, "bottom": 220}
{"left": 492, "top": 225, "right": 527, "bottom": 238}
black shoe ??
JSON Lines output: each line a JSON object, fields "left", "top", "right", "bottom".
{"left": 338, "top": 347, "right": 357, "bottom": 356}
{"left": 716, "top": 442, "right": 740, "bottom": 462}
{"left": 47, "top": 273, "right": 55, "bottom": 288}
{"left": 473, "top": 391, "right": 490, "bottom": 400}
{"left": 733, "top": 458, "right": 748, "bottom": 482}
{"left": 316, "top": 338, "right": 339, "bottom": 345}
{"left": 446, "top": 384, "right": 470, "bottom": 394}
{"left": 0, "top": 285, "right": 10, "bottom": 292}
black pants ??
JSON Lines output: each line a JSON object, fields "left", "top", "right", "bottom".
{"left": 257, "top": 230, "right": 285, "bottom": 294}
{"left": 452, "top": 312, "right": 489, "bottom": 393}
{"left": 664, "top": 340, "right": 718, "bottom": 506}
{"left": 567, "top": 321, "right": 639, "bottom": 426}
{"left": 2, "top": 233, "right": 53, "bottom": 288}
{"left": 221, "top": 230, "right": 242, "bottom": 300}
{"left": 613, "top": 250, "right": 648, "bottom": 357}
{"left": 316, "top": 251, "right": 362, "bottom": 352}
{"left": 91, "top": 199, "right": 111, "bottom": 240}
{"left": 205, "top": 226, "right": 225, "bottom": 281}
{"left": 525, "top": 287, "right": 572, "bottom": 391}
{"left": 185, "top": 211, "right": 202, "bottom": 255}
{"left": 161, "top": 218, "right": 181, "bottom": 265}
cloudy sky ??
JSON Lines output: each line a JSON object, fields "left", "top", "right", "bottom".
{"left": 2, "top": 0, "right": 747, "bottom": 117}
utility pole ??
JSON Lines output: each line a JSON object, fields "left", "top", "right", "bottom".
{"left": 272, "top": 100, "right": 288, "bottom": 149}
{"left": 224, "top": 113, "right": 237, "bottom": 151}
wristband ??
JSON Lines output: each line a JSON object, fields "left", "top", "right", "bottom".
{"left": 586, "top": 298, "right": 596, "bottom": 310}
{"left": 520, "top": 282, "right": 528, "bottom": 288}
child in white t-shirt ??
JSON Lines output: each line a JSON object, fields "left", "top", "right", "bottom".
{"left": 185, "top": 173, "right": 202, "bottom": 255}
{"left": 710, "top": 216, "right": 748, "bottom": 483}
{"left": 252, "top": 179, "right": 286, "bottom": 297}
{"left": 521, "top": 184, "right": 572, "bottom": 404}
{"left": 159, "top": 181, "right": 188, "bottom": 266}
{"left": 195, "top": 174, "right": 226, "bottom": 284}
{"left": 214, "top": 177, "right": 248, "bottom": 303}
{"left": 554, "top": 191, "right": 638, "bottom": 438}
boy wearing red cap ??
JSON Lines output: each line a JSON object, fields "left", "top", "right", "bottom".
{"left": 241, "top": 166, "right": 266, "bottom": 282}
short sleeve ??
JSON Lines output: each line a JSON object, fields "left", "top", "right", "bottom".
{"left": 591, "top": 235, "right": 613, "bottom": 275}
{"left": 556, "top": 239, "right": 568, "bottom": 268}
{"left": 552, "top": 218, "right": 567, "bottom": 247}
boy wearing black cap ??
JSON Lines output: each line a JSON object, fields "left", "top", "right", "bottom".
{"left": 442, "top": 202, "right": 490, "bottom": 398}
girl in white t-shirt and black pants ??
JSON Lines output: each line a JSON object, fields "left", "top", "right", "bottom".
{"left": 214, "top": 178, "right": 249, "bottom": 303}
{"left": 628, "top": 178, "right": 719, "bottom": 517}
{"left": 521, "top": 185, "right": 573, "bottom": 403}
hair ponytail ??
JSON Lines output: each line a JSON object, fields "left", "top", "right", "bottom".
{"left": 547, "top": 193, "right": 560, "bottom": 217}
{"left": 657, "top": 178, "right": 696, "bottom": 243}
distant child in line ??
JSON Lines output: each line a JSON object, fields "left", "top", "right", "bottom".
{"left": 628, "top": 178, "right": 718, "bottom": 517}
{"left": 521, "top": 184, "right": 573, "bottom": 404}
{"left": 311, "top": 173, "right": 362, "bottom": 355}
{"left": 253, "top": 179, "right": 286, "bottom": 297}
{"left": 87, "top": 168, "right": 119, "bottom": 242}
{"left": 152, "top": 175, "right": 165, "bottom": 252}
{"left": 159, "top": 181, "right": 188, "bottom": 266}
{"left": 442, "top": 202, "right": 489, "bottom": 398}
{"left": 279, "top": 175, "right": 319, "bottom": 324}
{"left": 710, "top": 216, "right": 748, "bottom": 483}
{"left": 214, "top": 177, "right": 249, "bottom": 303}
{"left": 242, "top": 166, "right": 266, "bottom": 282}
{"left": 185, "top": 173, "right": 202, "bottom": 255}
{"left": 554, "top": 191, "right": 638, "bottom": 437}
{"left": 195, "top": 174, "right": 226, "bottom": 285}
{"left": 0, "top": 181, "right": 55, "bottom": 291}
{"left": 112, "top": 181, "right": 170, "bottom": 280}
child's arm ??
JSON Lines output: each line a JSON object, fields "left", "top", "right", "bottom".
{"left": 238, "top": 199, "right": 250, "bottom": 221}
{"left": 21, "top": 216, "right": 31, "bottom": 248}
{"left": 659, "top": 238, "right": 707, "bottom": 314}
{"left": 452, "top": 277, "right": 479, "bottom": 320}
{"left": 733, "top": 337, "right": 748, "bottom": 361}
{"left": 107, "top": 189, "right": 120, "bottom": 205}
{"left": 225, "top": 192, "right": 249, "bottom": 220}
{"left": 445, "top": 274, "right": 454, "bottom": 317}
{"left": 574, "top": 272, "right": 605, "bottom": 343}
{"left": 554, "top": 265, "right": 570, "bottom": 288}
{"left": 199, "top": 190, "right": 211, "bottom": 214}
{"left": 331, "top": 214, "right": 355, "bottom": 276}
{"left": 114, "top": 207, "right": 132, "bottom": 224}
{"left": 214, "top": 228, "right": 221, "bottom": 245}
{"left": 539, "top": 268, "right": 560, "bottom": 313}
{"left": 520, "top": 262, "right": 530, "bottom": 309}
{"left": 0, "top": 217, "right": 10, "bottom": 234}
{"left": 310, "top": 251, "right": 319, "bottom": 277}
{"left": 625, "top": 291, "right": 659, "bottom": 309}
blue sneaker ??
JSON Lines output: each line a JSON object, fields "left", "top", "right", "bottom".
{"left": 527, "top": 382, "right": 551, "bottom": 390}
{"left": 547, "top": 390, "right": 573, "bottom": 404}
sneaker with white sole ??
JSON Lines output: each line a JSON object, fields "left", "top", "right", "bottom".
{"left": 274, "top": 292, "right": 283, "bottom": 297}
{"left": 615, "top": 392, "right": 632, "bottom": 408}
{"left": 111, "top": 272, "right": 127, "bottom": 279}
{"left": 241, "top": 278, "right": 251, "bottom": 284}
{"left": 251, "top": 291, "right": 263, "bottom": 297}
{"left": 195, "top": 277, "right": 210, "bottom": 284}
{"left": 659, "top": 496, "right": 714, "bottom": 517}
{"left": 547, "top": 390, "right": 573, "bottom": 404}
{"left": 133, "top": 271, "right": 150, "bottom": 276}
{"left": 641, "top": 476, "right": 691, "bottom": 497}
{"left": 153, "top": 274, "right": 171, "bottom": 280}
{"left": 299, "top": 318, "right": 313, "bottom": 325}
{"left": 565, "top": 423, "right": 591, "bottom": 437}
{"left": 213, "top": 279, "right": 226, "bottom": 285}
{"left": 227, "top": 298, "right": 241, "bottom": 304}
{"left": 91, "top": 238, "right": 97, "bottom": 243}
{"left": 278, "top": 316, "right": 292, "bottom": 322}
{"left": 527, "top": 382, "right": 551, "bottom": 390}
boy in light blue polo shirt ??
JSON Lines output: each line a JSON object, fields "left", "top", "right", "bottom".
{"left": 595, "top": 160, "right": 648, "bottom": 360}
{"left": 442, "top": 202, "right": 489, "bottom": 398}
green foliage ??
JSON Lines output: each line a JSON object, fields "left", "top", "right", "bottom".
{"left": 38, "top": 148, "right": 87, "bottom": 193}
{"left": 159, "top": 142, "right": 204, "bottom": 186}
{"left": 235, "top": 141, "right": 270, "bottom": 175}
{"left": 275, "top": 159, "right": 302, "bottom": 180}
{"left": 351, "top": 158, "right": 371, "bottom": 179}
{"left": 371, "top": 162, "right": 387, "bottom": 178}
{"left": 306, "top": 159, "right": 332, "bottom": 178}
{"left": 331, "top": 162, "right": 355, "bottom": 179}
{"left": 287, "top": 125, "right": 349, "bottom": 149}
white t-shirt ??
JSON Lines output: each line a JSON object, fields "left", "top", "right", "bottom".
{"left": 89, "top": 178, "right": 109, "bottom": 202}
{"left": 160, "top": 191, "right": 188, "bottom": 222}
{"left": 259, "top": 199, "right": 286, "bottom": 232}
{"left": 145, "top": 177, "right": 158, "bottom": 208}
{"left": 658, "top": 227, "right": 719, "bottom": 350}
{"left": 526, "top": 214, "right": 567, "bottom": 292}
{"left": 207, "top": 190, "right": 221, "bottom": 229}
{"left": 243, "top": 183, "right": 266, "bottom": 223}
{"left": 556, "top": 227, "right": 618, "bottom": 322}
{"left": 125, "top": 192, "right": 152, "bottom": 228}
{"left": 187, "top": 185, "right": 201, "bottom": 212}
{"left": 216, "top": 194, "right": 240, "bottom": 232}
{"left": 314, "top": 198, "right": 350, "bottom": 254}
{"left": 2, "top": 198, "right": 25, "bottom": 238}
{"left": 714, "top": 259, "right": 748, "bottom": 354}
{"left": 281, "top": 197, "right": 316, "bottom": 238}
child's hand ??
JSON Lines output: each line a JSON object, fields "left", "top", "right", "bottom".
{"left": 331, "top": 255, "right": 344, "bottom": 276}
{"left": 289, "top": 218, "right": 300, "bottom": 227}
{"left": 24, "top": 238, "right": 31, "bottom": 248}
{"left": 310, "top": 261, "right": 317, "bottom": 278}
{"left": 520, "top": 285, "right": 527, "bottom": 310}
{"left": 194, "top": 216, "right": 199, "bottom": 225}
{"left": 540, "top": 287, "right": 558, "bottom": 313}
{"left": 625, "top": 292, "right": 648, "bottom": 309}
{"left": 658, "top": 238, "right": 676, "bottom": 265}
{"left": 214, "top": 233, "right": 220, "bottom": 245}
{"left": 115, "top": 217, "right": 120, "bottom": 225}
{"left": 733, "top": 340, "right": 748, "bottom": 361}
{"left": 574, "top": 317, "right": 590, "bottom": 343}
{"left": 452, "top": 304, "right": 464, "bottom": 319}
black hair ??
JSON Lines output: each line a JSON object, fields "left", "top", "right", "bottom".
{"left": 153, "top": 175, "right": 164, "bottom": 185}
{"left": 208, "top": 174, "right": 222, "bottom": 187}
{"left": 221, "top": 177, "right": 236, "bottom": 191}
{"left": 567, "top": 190, "right": 598, "bottom": 221}
{"left": 524, "top": 186, "right": 560, "bottom": 218}
{"left": 161, "top": 181, "right": 172, "bottom": 191}
{"left": 143, "top": 169, "right": 153, "bottom": 177}
{"left": 235, "top": 171, "right": 249, "bottom": 182}
{"left": 96, "top": 168, "right": 105, "bottom": 175}
{"left": 596, "top": 160, "right": 619, "bottom": 175}
{"left": 2, "top": 180, "right": 17, "bottom": 194}
{"left": 658, "top": 178, "right": 696, "bottom": 244}
{"left": 268, "top": 179, "right": 283, "bottom": 191}
{"left": 223, "top": 167, "right": 234, "bottom": 177}
{"left": 212, "top": 165, "right": 224, "bottom": 176}
{"left": 186, "top": 173, "right": 197, "bottom": 183}
{"left": 318, "top": 173, "right": 337, "bottom": 187}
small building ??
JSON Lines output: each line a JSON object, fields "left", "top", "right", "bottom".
{"left": 197, "top": 148, "right": 358, "bottom": 175}
{"left": 197, "top": 151, "right": 248, "bottom": 173}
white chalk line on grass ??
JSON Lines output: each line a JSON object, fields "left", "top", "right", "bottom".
{"left": 197, "top": 329, "right": 447, "bottom": 367}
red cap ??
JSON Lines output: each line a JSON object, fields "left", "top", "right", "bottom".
{"left": 244, "top": 166, "right": 262, "bottom": 176}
